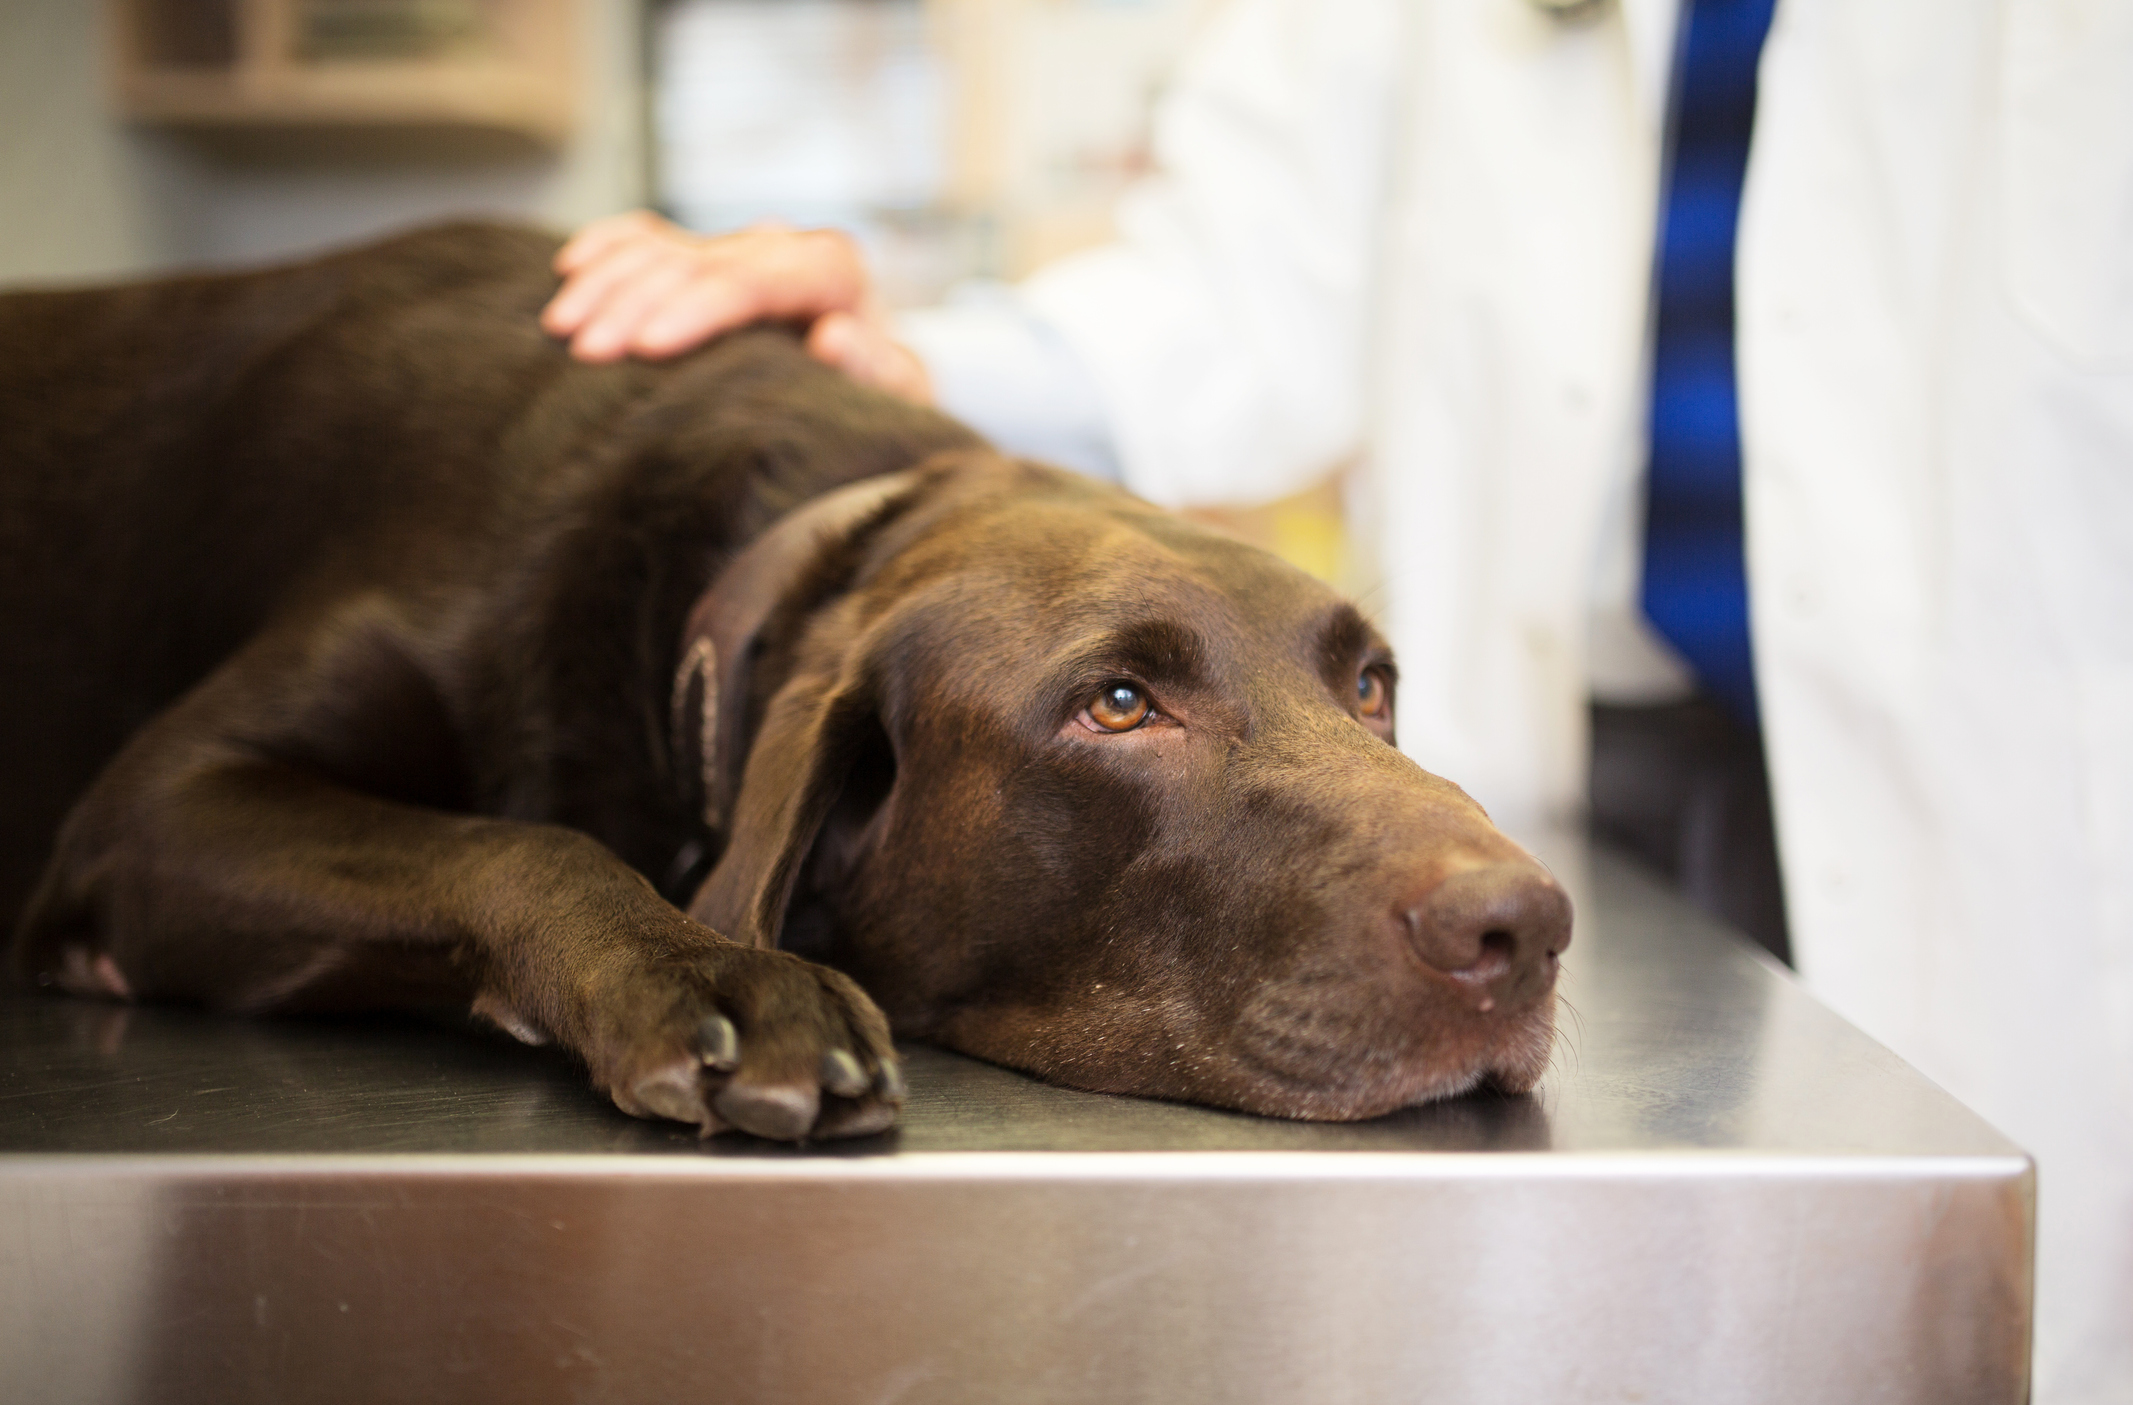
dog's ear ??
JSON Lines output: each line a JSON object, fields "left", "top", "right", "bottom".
{"left": 669, "top": 470, "right": 923, "bottom": 841}
{"left": 675, "top": 467, "right": 944, "bottom": 948}
{"left": 676, "top": 453, "right": 1014, "bottom": 947}
{"left": 684, "top": 643, "right": 881, "bottom": 948}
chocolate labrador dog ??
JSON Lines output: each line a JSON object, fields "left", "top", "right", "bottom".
{"left": 0, "top": 222, "right": 1570, "bottom": 1141}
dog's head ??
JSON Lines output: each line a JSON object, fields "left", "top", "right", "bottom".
{"left": 680, "top": 453, "right": 1569, "bottom": 1120}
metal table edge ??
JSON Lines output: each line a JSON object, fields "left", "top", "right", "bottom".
{"left": 0, "top": 1147, "right": 2039, "bottom": 1184}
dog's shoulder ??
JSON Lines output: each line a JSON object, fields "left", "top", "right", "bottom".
{"left": 328, "top": 218, "right": 561, "bottom": 286}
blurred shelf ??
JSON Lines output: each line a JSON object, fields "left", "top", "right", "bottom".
{"left": 109, "top": 0, "right": 578, "bottom": 149}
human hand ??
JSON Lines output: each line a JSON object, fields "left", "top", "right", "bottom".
{"left": 541, "top": 210, "right": 933, "bottom": 404}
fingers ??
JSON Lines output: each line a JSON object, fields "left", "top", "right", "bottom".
{"left": 539, "top": 226, "right": 679, "bottom": 348}
{"left": 552, "top": 208, "right": 669, "bottom": 275}
{"left": 565, "top": 250, "right": 701, "bottom": 363}
{"left": 542, "top": 210, "right": 682, "bottom": 329}
{"left": 541, "top": 214, "right": 878, "bottom": 366}
{"left": 630, "top": 269, "right": 767, "bottom": 359}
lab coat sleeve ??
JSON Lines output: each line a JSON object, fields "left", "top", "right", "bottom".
{"left": 896, "top": 290, "right": 1123, "bottom": 482}
{"left": 1014, "top": 0, "right": 1404, "bottom": 509}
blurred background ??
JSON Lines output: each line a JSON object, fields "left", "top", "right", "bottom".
{"left": 0, "top": 0, "right": 1212, "bottom": 293}
{"left": 0, "top": 0, "right": 1337, "bottom": 572}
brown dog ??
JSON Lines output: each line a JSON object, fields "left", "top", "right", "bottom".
{"left": 0, "top": 223, "right": 1570, "bottom": 1141}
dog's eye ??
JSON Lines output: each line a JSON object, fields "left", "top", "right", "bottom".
{"left": 1358, "top": 667, "right": 1389, "bottom": 719}
{"left": 1087, "top": 682, "right": 1151, "bottom": 732}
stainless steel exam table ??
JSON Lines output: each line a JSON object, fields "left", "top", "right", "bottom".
{"left": 0, "top": 846, "right": 2031, "bottom": 1404}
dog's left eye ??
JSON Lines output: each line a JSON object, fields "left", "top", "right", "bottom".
{"left": 1358, "top": 667, "right": 1389, "bottom": 719}
{"left": 1086, "top": 682, "right": 1151, "bottom": 732}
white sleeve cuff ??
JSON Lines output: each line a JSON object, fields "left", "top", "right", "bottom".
{"left": 896, "top": 286, "right": 1122, "bottom": 483}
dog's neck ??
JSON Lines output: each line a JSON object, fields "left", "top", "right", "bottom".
{"left": 669, "top": 470, "right": 925, "bottom": 842}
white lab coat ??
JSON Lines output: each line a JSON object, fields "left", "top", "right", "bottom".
{"left": 1742, "top": 5, "right": 2133, "bottom": 1400}
{"left": 936, "top": 0, "right": 2133, "bottom": 1397}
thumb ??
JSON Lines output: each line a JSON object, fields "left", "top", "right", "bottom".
{"left": 808, "top": 312, "right": 934, "bottom": 406}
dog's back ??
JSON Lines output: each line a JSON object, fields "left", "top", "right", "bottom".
{"left": 0, "top": 223, "right": 977, "bottom": 924}
{"left": 1, "top": 225, "right": 559, "bottom": 913}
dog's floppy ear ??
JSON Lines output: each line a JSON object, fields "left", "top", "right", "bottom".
{"left": 674, "top": 469, "right": 928, "bottom": 947}
{"left": 670, "top": 470, "right": 922, "bottom": 834}
{"left": 685, "top": 646, "right": 880, "bottom": 948}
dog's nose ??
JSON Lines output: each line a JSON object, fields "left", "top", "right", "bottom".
{"left": 1400, "top": 862, "right": 1572, "bottom": 1012}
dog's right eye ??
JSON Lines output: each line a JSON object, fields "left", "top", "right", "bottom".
{"left": 1086, "top": 682, "right": 1151, "bottom": 732}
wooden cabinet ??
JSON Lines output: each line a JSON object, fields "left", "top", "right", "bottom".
{"left": 109, "top": 0, "right": 578, "bottom": 147}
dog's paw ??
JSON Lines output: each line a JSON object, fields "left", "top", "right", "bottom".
{"left": 592, "top": 946, "right": 905, "bottom": 1142}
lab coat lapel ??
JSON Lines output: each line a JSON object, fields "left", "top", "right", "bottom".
{"left": 1618, "top": 0, "right": 1685, "bottom": 138}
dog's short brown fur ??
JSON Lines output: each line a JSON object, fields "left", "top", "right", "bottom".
{"left": 0, "top": 223, "right": 1570, "bottom": 1140}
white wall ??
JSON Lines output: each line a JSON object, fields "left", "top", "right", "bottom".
{"left": 0, "top": 0, "right": 646, "bottom": 288}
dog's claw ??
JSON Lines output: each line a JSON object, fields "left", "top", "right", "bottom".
{"left": 875, "top": 1056, "right": 907, "bottom": 1104}
{"left": 820, "top": 1047, "right": 870, "bottom": 1098}
{"left": 697, "top": 1014, "right": 740, "bottom": 1070}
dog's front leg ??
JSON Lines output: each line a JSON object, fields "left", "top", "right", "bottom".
{"left": 12, "top": 712, "right": 903, "bottom": 1142}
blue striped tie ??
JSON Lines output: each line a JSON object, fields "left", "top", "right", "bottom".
{"left": 1640, "top": 0, "right": 1777, "bottom": 728}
